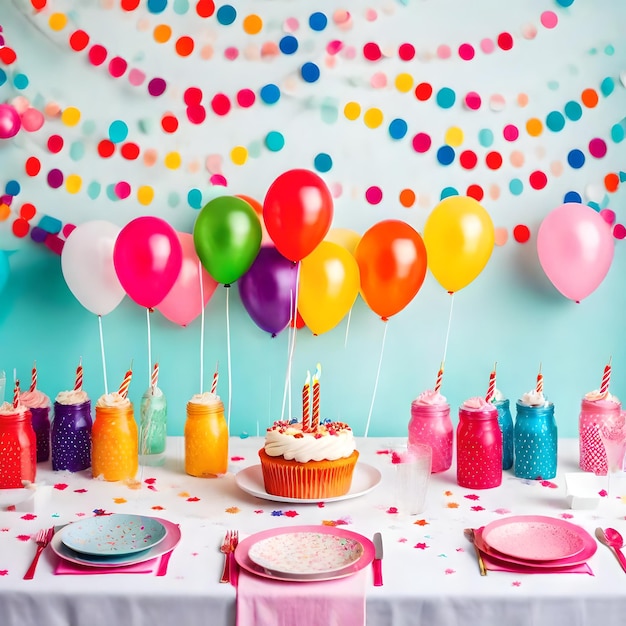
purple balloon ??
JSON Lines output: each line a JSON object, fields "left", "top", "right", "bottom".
{"left": 239, "top": 246, "right": 299, "bottom": 336}
{"left": 0, "top": 104, "right": 21, "bottom": 140}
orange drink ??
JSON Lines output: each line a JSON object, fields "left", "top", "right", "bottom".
{"left": 185, "top": 393, "right": 228, "bottom": 477}
{"left": 92, "top": 399, "right": 138, "bottom": 481}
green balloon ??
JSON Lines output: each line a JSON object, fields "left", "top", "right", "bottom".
{"left": 193, "top": 196, "right": 262, "bottom": 285}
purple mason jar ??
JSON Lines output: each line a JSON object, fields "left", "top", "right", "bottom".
{"left": 51, "top": 395, "right": 92, "bottom": 472}
{"left": 19, "top": 390, "right": 51, "bottom": 463}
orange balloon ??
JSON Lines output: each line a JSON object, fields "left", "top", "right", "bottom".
{"left": 354, "top": 220, "right": 427, "bottom": 320}
{"left": 236, "top": 194, "right": 272, "bottom": 246}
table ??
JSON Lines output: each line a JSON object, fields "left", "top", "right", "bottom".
{"left": 1, "top": 437, "right": 626, "bottom": 626}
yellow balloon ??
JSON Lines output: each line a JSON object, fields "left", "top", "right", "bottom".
{"left": 298, "top": 241, "right": 360, "bottom": 335}
{"left": 324, "top": 228, "right": 362, "bottom": 255}
{"left": 423, "top": 196, "right": 495, "bottom": 293}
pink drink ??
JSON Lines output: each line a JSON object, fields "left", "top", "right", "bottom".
{"left": 409, "top": 391, "right": 453, "bottom": 473}
{"left": 456, "top": 398, "right": 502, "bottom": 489}
{"left": 579, "top": 397, "right": 622, "bottom": 475}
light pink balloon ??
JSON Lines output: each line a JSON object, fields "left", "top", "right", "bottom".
{"left": 20, "top": 107, "right": 44, "bottom": 132}
{"left": 61, "top": 220, "right": 126, "bottom": 315}
{"left": 537, "top": 203, "right": 614, "bottom": 302}
{"left": 157, "top": 232, "right": 218, "bottom": 326}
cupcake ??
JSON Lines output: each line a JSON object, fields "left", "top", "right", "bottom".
{"left": 259, "top": 419, "right": 359, "bottom": 499}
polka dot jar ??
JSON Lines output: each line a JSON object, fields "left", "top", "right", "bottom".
{"left": 51, "top": 400, "right": 92, "bottom": 472}
{"left": 456, "top": 405, "right": 502, "bottom": 489}
{"left": 0, "top": 408, "right": 36, "bottom": 489}
{"left": 514, "top": 402, "right": 557, "bottom": 480}
{"left": 578, "top": 398, "right": 621, "bottom": 475}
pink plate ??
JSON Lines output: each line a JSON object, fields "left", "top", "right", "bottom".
{"left": 481, "top": 515, "right": 587, "bottom": 561}
{"left": 235, "top": 525, "right": 375, "bottom": 582}
{"left": 50, "top": 517, "right": 181, "bottom": 568}
{"left": 475, "top": 518, "right": 596, "bottom": 568}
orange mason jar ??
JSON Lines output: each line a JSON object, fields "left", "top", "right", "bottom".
{"left": 92, "top": 400, "right": 138, "bottom": 481}
{"left": 185, "top": 395, "right": 228, "bottom": 477}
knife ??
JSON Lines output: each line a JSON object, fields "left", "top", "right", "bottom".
{"left": 373, "top": 532, "right": 383, "bottom": 586}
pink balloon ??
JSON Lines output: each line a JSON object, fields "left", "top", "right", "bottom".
{"left": 157, "top": 232, "right": 218, "bottom": 326}
{"left": 0, "top": 104, "right": 21, "bottom": 139}
{"left": 113, "top": 216, "right": 183, "bottom": 309}
{"left": 20, "top": 107, "right": 44, "bottom": 132}
{"left": 537, "top": 203, "right": 614, "bottom": 302}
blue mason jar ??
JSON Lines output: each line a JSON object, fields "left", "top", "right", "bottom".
{"left": 514, "top": 401, "right": 557, "bottom": 479}
{"left": 493, "top": 399, "right": 514, "bottom": 470}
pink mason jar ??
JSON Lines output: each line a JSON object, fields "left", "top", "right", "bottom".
{"left": 409, "top": 400, "right": 453, "bottom": 473}
{"left": 456, "top": 400, "right": 502, "bottom": 489}
{"left": 579, "top": 397, "right": 622, "bottom": 475}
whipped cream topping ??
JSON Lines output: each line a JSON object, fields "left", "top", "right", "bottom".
{"left": 96, "top": 392, "right": 131, "bottom": 409}
{"left": 143, "top": 386, "right": 164, "bottom": 398}
{"left": 55, "top": 389, "right": 89, "bottom": 405}
{"left": 19, "top": 389, "right": 50, "bottom": 409}
{"left": 584, "top": 389, "right": 620, "bottom": 404}
{"left": 0, "top": 401, "right": 27, "bottom": 415}
{"left": 462, "top": 396, "right": 496, "bottom": 411}
{"left": 413, "top": 389, "right": 447, "bottom": 406}
{"left": 188, "top": 391, "right": 221, "bottom": 406}
{"left": 519, "top": 389, "right": 549, "bottom": 407}
{"left": 492, "top": 388, "right": 506, "bottom": 403}
{"left": 264, "top": 420, "right": 356, "bottom": 463}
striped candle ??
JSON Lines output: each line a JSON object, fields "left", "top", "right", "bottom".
{"left": 74, "top": 359, "right": 83, "bottom": 391}
{"left": 302, "top": 370, "right": 311, "bottom": 433}
{"left": 311, "top": 363, "right": 321, "bottom": 432}
{"left": 536, "top": 364, "right": 543, "bottom": 395}
{"left": 210, "top": 365, "right": 218, "bottom": 395}
{"left": 30, "top": 361, "right": 37, "bottom": 392}
{"left": 485, "top": 363, "right": 497, "bottom": 403}
{"left": 118, "top": 368, "right": 133, "bottom": 399}
{"left": 151, "top": 362, "right": 159, "bottom": 390}
{"left": 600, "top": 358, "right": 612, "bottom": 398}
{"left": 434, "top": 361, "right": 444, "bottom": 393}
{"left": 13, "top": 379, "right": 20, "bottom": 408}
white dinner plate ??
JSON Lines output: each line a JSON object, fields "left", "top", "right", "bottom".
{"left": 234, "top": 462, "right": 382, "bottom": 504}
{"left": 51, "top": 517, "right": 180, "bottom": 568}
{"left": 60, "top": 514, "right": 167, "bottom": 556}
{"left": 248, "top": 531, "right": 364, "bottom": 575}
{"left": 235, "top": 525, "right": 376, "bottom": 582}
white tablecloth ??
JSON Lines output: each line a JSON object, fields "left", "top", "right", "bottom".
{"left": 1, "top": 437, "right": 626, "bottom": 626}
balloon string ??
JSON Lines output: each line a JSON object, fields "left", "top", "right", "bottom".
{"left": 226, "top": 286, "right": 232, "bottom": 431}
{"left": 441, "top": 292, "right": 455, "bottom": 365}
{"left": 364, "top": 321, "right": 388, "bottom": 437}
{"left": 199, "top": 261, "right": 205, "bottom": 394}
{"left": 98, "top": 315, "right": 108, "bottom": 395}
{"left": 146, "top": 307, "right": 152, "bottom": 388}
{"left": 280, "top": 262, "right": 301, "bottom": 422}
{"left": 344, "top": 308, "right": 352, "bottom": 348}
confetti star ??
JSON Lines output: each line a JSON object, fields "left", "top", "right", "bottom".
{"left": 414, "top": 542, "right": 428, "bottom": 550}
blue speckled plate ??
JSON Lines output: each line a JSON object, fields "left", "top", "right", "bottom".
{"left": 60, "top": 514, "right": 167, "bottom": 557}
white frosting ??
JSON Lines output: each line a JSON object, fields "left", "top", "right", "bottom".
{"left": 520, "top": 389, "right": 549, "bottom": 407}
{"left": 189, "top": 391, "right": 221, "bottom": 406}
{"left": 462, "top": 396, "right": 496, "bottom": 410}
{"left": 584, "top": 389, "right": 620, "bottom": 404}
{"left": 143, "top": 386, "right": 164, "bottom": 398}
{"left": 0, "top": 401, "right": 27, "bottom": 415}
{"left": 492, "top": 388, "right": 506, "bottom": 402}
{"left": 96, "top": 392, "right": 131, "bottom": 409}
{"left": 19, "top": 389, "right": 50, "bottom": 409}
{"left": 264, "top": 420, "right": 356, "bottom": 463}
{"left": 413, "top": 389, "right": 447, "bottom": 406}
{"left": 55, "top": 389, "right": 89, "bottom": 405}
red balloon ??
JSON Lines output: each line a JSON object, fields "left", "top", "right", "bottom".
{"left": 114, "top": 216, "right": 183, "bottom": 309}
{"left": 355, "top": 220, "right": 428, "bottom": 320}
{"left": 263, "top": 169, "right": 333, "bottom": 262}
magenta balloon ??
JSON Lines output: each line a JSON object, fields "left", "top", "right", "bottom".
{"left": 0, "top": 104, "right": 21, "bottom": 139}
{"left": 537, "top": 203, "right": 614, "bottom": 302}
{"left": 113, "top": 216, "right": 183, "bottom": 309}
{"left": 239, "top": 246, "right": 299, "bottom": 336}
{"left": 157, "top": 232, "right": 218, "bottom": 327}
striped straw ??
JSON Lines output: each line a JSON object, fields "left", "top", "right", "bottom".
{"left": 118, "top": 367, "right": 133, "bottom": 399}
{"left": 13, "top": 379, "right": 20, "bottom": 408}
{"left": 30, "top": 361, "right": 37, "bottom": 392}
{"left": 600, "top": 357, "right": 612, "bottom": 398}
{"left": 74, "top": 359, "right": 83, "bottom": 391}
{"left": 434, "top": 362, "right": 444, "bottom": 393}
{"left": 536, "top": 363, "right": 543, "bottom": 395}
{"left": 210, "top": 361, "right": 219, "bottom": 395}
{"left": 151, "top": 362, "right": 159, "bottom": 390}
{"left": 485, "top": 363, "right": 497, "bottom": 403}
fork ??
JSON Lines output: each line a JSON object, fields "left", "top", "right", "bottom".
{"left": 24, "top": 527, "right": 54, "bottom": 580}
{"left": 229, "top": 530, "right": 240, "bottom": 586}
{"left": 219, "top": 530, "right": 233, "bottom": 583}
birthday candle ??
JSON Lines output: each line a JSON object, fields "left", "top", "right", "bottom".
{"left": 536, "top": 364, "right": 544, "bottom": 395}
{"left": 74, "top": 359, "right": 83, "bottom": 391}
{"left": 485, "top": 363, "right": 497, "bottom": 403}
{"left": 600, "top": 358, "right": 612, "bottom": 398}
{"left": 151, "top": 362, "right": 159, "bottom": 391}
{"left": 13, "top": 379, "right": 19, "bottom": 408}
{"left": 302, "top": 371, "right": 311, "bottom": 433}
{"left": 311, "top": 363, "right": 321, "bottom": 432}
{"left": 434, "top": 362, "right": 444, "bottom": 393}
{"left": 30, "top": 361, "right": 37, "bottom": 393}
{"left": 118, "top": 368, "right": 133, "bottom": 399}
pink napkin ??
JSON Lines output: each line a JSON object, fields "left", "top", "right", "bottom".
{"left": 480, "top": 551, "right": 594, "bottom": 575}
{"left": 55, "top": 556, "right": 160, "bottom": 575}
{"left": 235, "top": 568, "right": 367, "bottom": 626}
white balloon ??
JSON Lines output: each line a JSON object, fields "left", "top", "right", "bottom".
{"left": 61, "top": 220, "right": 125, "bottom": 315}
